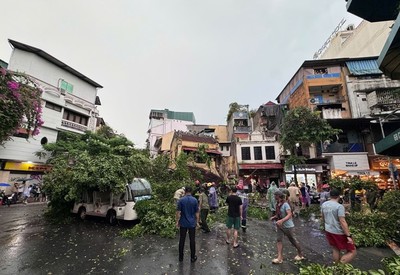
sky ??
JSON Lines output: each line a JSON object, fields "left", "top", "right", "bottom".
{"left": 0, "top": 1, "right": 362, "bottom": 148}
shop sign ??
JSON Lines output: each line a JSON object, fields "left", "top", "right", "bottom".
{"left": 4, "top": 162, "right": 52, "bottom": 172}
{"left": 331, "top": 154, "right": 369, "bottom": 171}
{"left": 369, "top": 156, "right": 400, "bottom": 170}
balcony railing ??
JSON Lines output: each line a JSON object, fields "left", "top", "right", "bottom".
{"left": 233, "top": 126, "right": 251, "bottom": 133}
{"left": 367, "top": 90, "right": 400, "bottom": 107}
{"left": 321, "top": 142, "right": 365, "bottom": 153}
{"left": 61, "top": 120, "right": 88, "bottom": 132}
{"left": 306, "top": 73, "right": 341, "bottom": 79}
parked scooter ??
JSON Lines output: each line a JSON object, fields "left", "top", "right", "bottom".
{"left": 0, "top": 190, "right": 11, "bottom": 207}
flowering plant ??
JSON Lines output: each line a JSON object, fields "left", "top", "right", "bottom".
{"left": 0, "top": 68, "right": 43, "bottom": 145}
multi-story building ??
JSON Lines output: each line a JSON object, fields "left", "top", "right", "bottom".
{"left": 346, "top": 0, "right": 400, "bottom": 164}
{"left": 187, "top": 124, "right": 235, "bottom": 180}
{"left": 0, "top": 39, "right": 102, "bottom": 183}
{"left": 317, "top": 20, "right": 393, "bottom": 60}
{"left": 276, "top": 56, "right": 400, "bottom": 187}
{"left": 226, "top": 103, "right": 283, "bottom": 186}
{"left": 147, "top": 109, "right": 195, "bottom": 157}
{"left": 154, "top": 131, "right": 223, "bottom": 181}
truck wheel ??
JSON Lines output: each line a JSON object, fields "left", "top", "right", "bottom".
{"left": 78, "top": 207, "right": 86, "bottom": 220}
{"left": 107, "top": 210, "right": 117, "bottom": 225}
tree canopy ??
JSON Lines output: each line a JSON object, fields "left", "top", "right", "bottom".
{"left": 280, "top": 106, "right": 341, "bottom": 166}
{"left": 41, "top": 129, "right": 151, "bottom": 206}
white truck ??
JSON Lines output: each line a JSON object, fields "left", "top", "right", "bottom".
{"left": 72, "top": 178, "right": 152, "bottom": 225}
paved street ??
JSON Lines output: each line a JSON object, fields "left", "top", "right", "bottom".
{"left": 0, "top": 204, "right": 396, "bottom": 275}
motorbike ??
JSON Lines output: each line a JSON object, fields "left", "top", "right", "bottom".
{"left": 0, "top": 190, "right": 11, "bottom": 206}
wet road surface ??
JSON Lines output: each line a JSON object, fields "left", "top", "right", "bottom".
{"left": 0, "top": 204, "right": 395, "bottom": 274}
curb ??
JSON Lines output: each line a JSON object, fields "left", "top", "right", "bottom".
{"left": 388, "top": 241, "right": 400, "bottom": 256}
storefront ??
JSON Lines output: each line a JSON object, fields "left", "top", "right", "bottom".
{"left": 284, "top": 164, "right": 324, "bottom": 188}
{"left": 0, "top": 161, "right": 52, "bottom": 184}
{"left": 369, "top": 156, "right": 400, "bottom": 189}
{"left": 328, "top": 153, "right": 371, "bottom": 176}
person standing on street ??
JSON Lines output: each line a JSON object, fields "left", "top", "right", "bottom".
{"left": 236, "top": 182, "right": 249, "bottom": 232}
{"left": 267, "top": 181, "right": 278, "bottom": 216}
{"left": 270, "top": 190, "right": 304, "bottom": 264}
{"left": 208, "top": 182, "right": 219, "bottom": 213}
{"left": 174, "top": 187, "right": 185, "bottom": 203}
{"left": 176, "top": 186, "right": 199, "bottom": 263}
{"left": 225, "top": 186, "right": 242, "bottom": 248}
{"left": 287, "top": 182, "right": 300, "bottom": 217}
{"left": 321, "top": 188, "right": 356, "bottom": 264}
{"left": 198, "top": 187, "right": 211, "bottom": 233}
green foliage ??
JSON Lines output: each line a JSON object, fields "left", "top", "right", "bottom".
{"left": 208, "top": 206, "right": 228, "bottom": 226}
{"left": 347, "top": 212, "right": 391, "bottom": 247}
{"left": 328, "top": 177, "right": 377, "bottom": 194}
{"left": 377, "top": 190, "right": 400, "bottom": 243}
{"left": 247, "top": 206, "right": 269, "bottom": 220}
{"left": 41, "top": 130, "right": 148, "bottom": 219}
{"left": 382, "top": 255, "right": 400, "bottom": 274}
{"left": 280, "top": 107, "right": 341, "bottom": 156}
{"left": 328, "top": 177, "right": 349, "bottom": 193}
{"left": 299, "top": 263, "right": 384, "bottom": 275}
{"left": 121, "top": 181, "right": 194, "bottom": 239}
{"left": 299, "top": 204, "right": 321, "bottom": 219}
{"left": 299, "top": 256, "right": 400, "bottom": 275}
{"left": 226, "top": 102, "right": 248, "bottom": 122}
{"left": 0, "top": 69, "right": 43, "bottom": 144}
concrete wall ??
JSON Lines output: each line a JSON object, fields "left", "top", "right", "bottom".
{"left": 9, "top": 49, "right": 98, "bottom": 103}
{"left": 321, "top": 20, "right": 394, "bottom": 59}
{"left": 0, "top": 127, "right": 58, "bottom": 162}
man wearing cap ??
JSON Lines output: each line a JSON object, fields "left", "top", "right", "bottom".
{"left": 321, "top": 188, "right": 356, "bottom": 264}
{"left": 270, "top": 190, "right": 304, "bottom": 264}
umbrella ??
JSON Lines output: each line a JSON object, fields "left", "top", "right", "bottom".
{"left": 0, "top": 183, "right": 11, "bottom": 187}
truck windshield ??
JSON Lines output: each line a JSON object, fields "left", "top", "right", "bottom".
{"left": 128, "top": 178, "right": 152, "bottom": 201}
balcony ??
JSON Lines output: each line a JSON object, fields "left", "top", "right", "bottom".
{"left": 367, "top": 90, "right": 400, "bottom": 109}
{"left": 233, "top": 126, "right": 251, "bottom": 133}
{"left": 306, "top": 73, "right": 341, "bottom": 80}
{"left": 321, "top": 142, "right": 365, "bottom": 154}
{"left": 61, "top": 120, "right": 88, "bottom": 132}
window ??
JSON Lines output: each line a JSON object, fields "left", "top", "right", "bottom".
{"left": 60, "top": 80, "right": 73, "bottom": 94}
{"left": 40, "top": 137, "right": 48, "bottom": 145}
{"left": 314, "top": 68, "right": 328, "bottom": 74}
{"left": 265, "top": 146, "right": 276, "bottom": 160}
{"left": 241, "top": 147, "right": 251, "bottom": 160}
{"left": 45, "top": 101, "right": 62, "bottom": 112}
{"left": 63, "top": 109, "right": 88, "bottom": 126}
{"left": 254, "top": 146, "right": 262, "bottom": 160}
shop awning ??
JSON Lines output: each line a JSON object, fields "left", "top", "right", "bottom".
{"left": 346, "top": 59, "right": 382, "bottom": 75}
{"left": 378, "top": 14, "right": 400, "bottom": 80}
{"left": 239, "top": 163, "right": 283, "bottom": 170}
{"left": 375, "top": 127, "right": 400, "bottom": 156}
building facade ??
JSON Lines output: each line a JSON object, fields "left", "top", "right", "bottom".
{"left": 147, "top": 109, "right": 195, "bottom": 157}
{"left": 0, "top": 39, "right": 102, "bottom": 184}
{"left": 276, "top": 56, "right": 400, "bottom": 188}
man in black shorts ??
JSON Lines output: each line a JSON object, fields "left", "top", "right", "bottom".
{"left": 225, "top": 186, "right": 242, "bottom": 248}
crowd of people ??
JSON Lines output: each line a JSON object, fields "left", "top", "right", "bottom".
{"left": 174, "top": 179, "right": 357, "bottom": 265}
